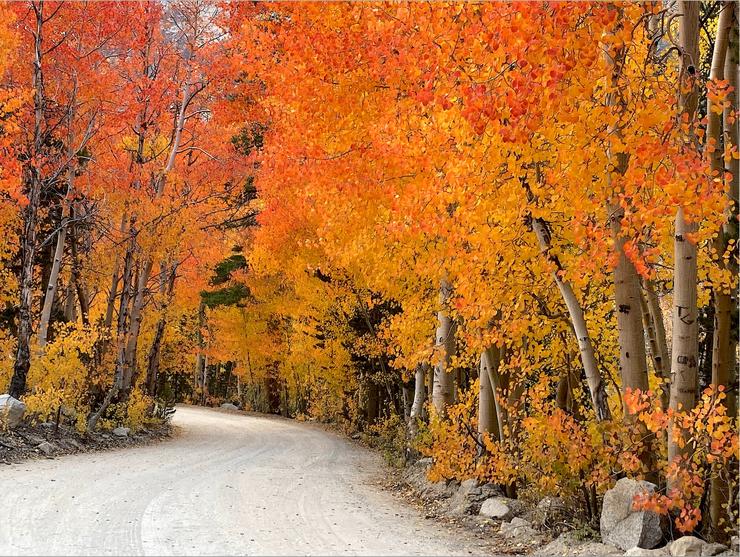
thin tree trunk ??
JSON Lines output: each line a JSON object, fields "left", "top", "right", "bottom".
{"left": 87, "top": 223, "right": 136, "bottom": 431}
{"left": 145, "top": 263, "right": 177, "bottom": 397}
{"left": 432, "top": 280, "right": 456, "bottom": 416}
{"left": 706, "top": 2, "right": 735, "bottom": 541}
{"left": 602, "top": 20, "right": 650, "bottom": 407}
{"left": 9, "top": 3, "right": 45, "bottom": 399}
{"left": 530, "top": 215, "right": 611, "bottom": 421}
{"left": 478, "top": 347, "right": 500, "bottom": 442}
{"left": 668, "top": 0, "right": 701, "bottom": 470}
{"left": 409, "top": 363, "right": 427, "bottom": 422}
{"left": 642, "top": 280, "right": 670, "bottom": 410}
{"left": 38, "top": 211, "right": 67, "bottom": 348}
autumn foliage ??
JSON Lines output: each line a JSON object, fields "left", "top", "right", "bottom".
{"left": 0, "top": 0, "right": 737, "bottom": 544}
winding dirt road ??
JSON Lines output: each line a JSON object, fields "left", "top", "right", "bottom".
{"left": 0, "top": 406, "right": 489, "bottom": 556}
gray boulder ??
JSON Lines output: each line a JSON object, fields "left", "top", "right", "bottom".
{"left": 0, "top": 394, "right": 26, "bottom": 428}
{"left": 421, "top": 480, "right": 458, "bottom": 501}
{"left": 112, "top": 426, "right": 130, "bottom": 438}
{"left": 37, "top": 441, "right": 57, "bottom": 456}
{"left": 668, "top": 536, "right": 727, "bottom": 557}
{"left": 499, "top": 517, "right": 537, "bottom": 539}
{"left": 220, "top": 403, "right": 239, "bottom": 411}
{"left": 447, "top": 478, "right": 481, "bottom": 515}
{"left": 402, "top": 457, "right": 433, "bottom": 490}
{"left": 600, "top": 478, "right": 663, "bottom": 550}
{"left": 479, "top": 496, "right": 523, "bottom": 521}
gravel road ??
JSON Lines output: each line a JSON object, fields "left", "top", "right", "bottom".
{"left": 0, "top": 405, "right": 490, "bottom": 556}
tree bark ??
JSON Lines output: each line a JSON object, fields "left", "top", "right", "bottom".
{"left": 602, "top": 15, "right": 650, "bottom": 407}
{"left": 38, "top": 208, "right": 67, "bottom": 349}
{"left": 705, "top": 2, "right": 736, "bottom": 541}
{"left": 432, "top": 280, "right": 456, "bottom": 416}
{"left": 641, "top": 280, "right": 670, "bottom": 410}
{"left": 145, "top": 263, "right": 177, "bottom": 397}
{"left": 9, "top": 2, "right": 45, "bottom": 399}
{"left": 531, "top": 216, "right": 611, "bottom": 421}
{"left": 668, "top": 0, "right": 701, "bottom": 469}
{"left": 87, "top": 221, "right": 136, "bottom": 430}
{"left": 478, "top": 347, "right": 500, "bottom": 442}
{"left": 409, "top": 363, "right": 427, "bottom": 422}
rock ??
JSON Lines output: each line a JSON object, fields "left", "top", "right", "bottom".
{"left": 447, "top": 478, "right": 482, "bottom": 514}
{"left": 350, "top": 433, "right": 361, "bottom": 440}
{"left": 499, "top": 517, "right": 537, "bottom": 539}
{"left": 402, "top": 457, "right": 432, "bottom": 487}
{"left": 420, "top": 480, "right": 458, "bottom": 501}
{"left": 37, "top": 441, "right": 56, "bottom": 456}
{"left": 0, "top": 394, "right": 27, "bottom": 428}
{"left": 668, "top": 537, "right": 727, "bottom": 557}
{"left": 23, "top": 433, "right": 46, "bottom": 446}
{"left": 479, "top": 496, "right": 523, "bottom": 521}
{"left": 479, "top": 482, "right": 503, "bottom": 499}
{"left": 701, "top": 544, "right": 729, "bottom": 557}
{"left": 730, "top": 537, "right": 738, "bottom": 554}
{"left": 534, "top": 534, "right": 621, "bottom": 556}
{"left": 112, "top": 427, "right": 130, "bottom": 438}
{"left": 220, "top": 403, "right": 239, "bottom": 411}
{"left": 625, "top": 547, "right": 670, "bottom": 556}
{"left": 600, "top": 478, "right": 664, "bottom": 550}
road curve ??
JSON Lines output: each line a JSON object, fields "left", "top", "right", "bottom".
{"left": 0, "top": 405, "right": 487, "bottom": 556}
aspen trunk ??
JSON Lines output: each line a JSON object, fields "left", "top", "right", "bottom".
{"left": 602, "top": 24, "right": 650, "bottom": 407}
{"left": 706, "top": 2, "right": 735, "bottom": 541}
{"left": 668, "top": 208, "right": 699, "bottom": 462}
{"left": 9, "top": 3, "right": 45, "bottom": 399}
{"left": 643, "top": 280, "right": 670, "bottom": 409}
{"left": 668, "top": 0, "right": 701, "bottom": 469}
{"left": 409, "top": 363, "right": 427, "bottom": 421}
{"left": 145, "top": 263, "right": 177, "bottom": 396}
{"left": 87, "top": 224, "right": 136, "bottom": 430}
{"left": 38, "top": 210, "right": 67, "bottom": 349}
{"left": 121, "top": 259, "right": 153, "bottom": 395}
{"left": 531, "top": 216, "right": 611, "bottom": 421}
{"left": 478, "top": 347, "right": 500, "bottom": 442}
{"left": 432, "top": 280, "right": 456, "bottom": 416}
{"left": 612, "top": 227, "right": 649, "bottom": 399}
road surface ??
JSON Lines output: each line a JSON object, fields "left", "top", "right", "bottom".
{"left": 0, "top": 406, "right": 488, "bottom": 556}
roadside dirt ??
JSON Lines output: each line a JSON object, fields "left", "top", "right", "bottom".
{"left": 0, "top": 418, "right": 174, "bottom": 465}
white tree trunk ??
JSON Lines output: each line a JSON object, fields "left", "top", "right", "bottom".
{"left": 38, "top": 217, "right": 67, "bottom": 348}
{"left": 478, "top": 347, "right": 500, "bottom": 441}
{"left": 531, "top": 217, "right": 611, "bottom": 421}
{"left": 432, "top": 281, "right": 456, "bottom": 416}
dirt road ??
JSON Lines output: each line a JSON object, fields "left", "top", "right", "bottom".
{"left": 0, "top": 406, "right": 489, "bottom": 556}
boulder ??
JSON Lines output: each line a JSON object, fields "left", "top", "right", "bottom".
{"left": 402, "top": 457, "right": 433, "bottom": 491}
{"left": 420, "top": 480, "right": 458, "bottom": 501}
{"left": 499, "top": 517, "right": 537, "bottom": 539}
{"left": 600, "top": 478, "right": 663, "bottom": 550}
{"left": 479, "top": 496, "right": 523, "bottom": 521}
{"left": 37, "top": 441, "right": 56, "bottom": 456}
{"left": 220, "top": 403, "right": 239, "bottom": 411}
{"left": 447, "top": 478, "right": 482, "bottom": 515}
{"left": 0, "top": 394, "right": 27, "bottom": 428}
{"left": 112, "top": 427, "right": 130, "bottom": 438}
{"left": 668, "top": 536, "right": 727, "bottom": 557}
{"left": 479, "top": 482, "right": 503, "bottom": 499}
